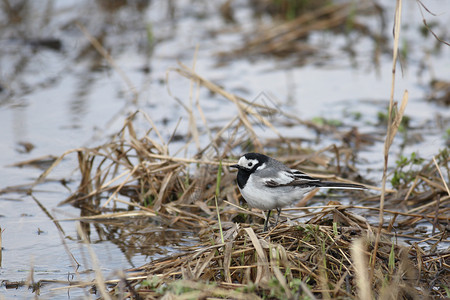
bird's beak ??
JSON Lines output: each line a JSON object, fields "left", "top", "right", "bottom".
{"left": 230, "top": 164, "right": 240, "bottom": 170}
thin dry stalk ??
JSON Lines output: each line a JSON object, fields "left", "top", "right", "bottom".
{"left": 31, "top": 148, "right": 82, "bottom": 188}
{"left": 169, "top": 62, "right": 287, "bottom": 147}
{"left": 351, "top": 238, "right": 372, "bottom": 300}
{"left": 76, "top": 223, "right": 111, "bottom": 300}
{"left": 102, "top": 164, "right": 139, "bottom": 208}
{"left": 30, "top": 194, "right": 65, "bottom": 235}
{"left": 432, "top": 156, "right": 450, "bottom": 196}
{"left": 76, "top": 21, "right": 138, "bottom": 101}
{"left": 372, "top": 0, "right": 409, "bottom": 273}
{"left": 243, "top": 227, "right": 270, "bottom": 284}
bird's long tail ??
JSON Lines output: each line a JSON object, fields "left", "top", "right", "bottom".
{"left": 318, "top": 181, "right": 366, "bottom": 190}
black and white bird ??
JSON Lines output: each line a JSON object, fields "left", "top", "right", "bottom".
{"left": 231, "top": 152, "right": 366, "bottom": 231}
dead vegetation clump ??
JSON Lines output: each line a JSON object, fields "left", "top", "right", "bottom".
{"left": 119, "top": 219, "right": 444, "bottom": 299}
{"left": 219, "top": 0, "right": 387, "bottom": 66}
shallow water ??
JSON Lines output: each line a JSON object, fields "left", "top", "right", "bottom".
{"left": 0, "top": 0, "right": 449, "bottom": 298}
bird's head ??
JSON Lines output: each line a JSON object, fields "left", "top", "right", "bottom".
{"left": 230, "top": 153, "right": 268, "bottom": 172}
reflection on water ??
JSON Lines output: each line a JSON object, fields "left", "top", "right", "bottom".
{"left": 79, "top": 217, "right": 198, "bottom": 266}
{"left": 1, "top": 0, "right": 154, "bottom": 106}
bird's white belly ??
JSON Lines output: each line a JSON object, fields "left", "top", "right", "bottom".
{"left": 239, "top": 176, "right": 310, "bottom": 210}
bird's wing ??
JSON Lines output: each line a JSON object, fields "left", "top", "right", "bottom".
{"left": 264, "top": 169, "right": 321, "bottom": 188}
{"left": 290, "top": 169, "right": 321, "bottom": 182}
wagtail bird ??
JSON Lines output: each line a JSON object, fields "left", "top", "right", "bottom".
{"left": 231, "top": 152, "right": 366, "bottom": 231}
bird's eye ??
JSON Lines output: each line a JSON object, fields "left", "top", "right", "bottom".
{"left": 248, "top": 162, "right": 253, "bottom": 167}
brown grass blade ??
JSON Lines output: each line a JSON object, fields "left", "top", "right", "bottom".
{"left": 351, "top": 238, "right": 372, "bottom": 300}
{"left": 373, "top": 0, "right": 407, "bottom": 274}
{"left": 244, "top": 227, "right": 270, "bottom": 284}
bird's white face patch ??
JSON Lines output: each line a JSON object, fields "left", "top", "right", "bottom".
{"left": 256, "top": 163, "right": 266, "bottom": 171}
{"left": 238, "top": 157, "right": 259, "bottom": 170}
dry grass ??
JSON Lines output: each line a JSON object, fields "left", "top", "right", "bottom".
{"left": 372, "top": 0, "right": 408, "bottom": 275}
{"left": 4, "top": 0, "right": 449, "bottom": 299}
{"left": 24, "top": 59, "right": 449, "bottom": 298}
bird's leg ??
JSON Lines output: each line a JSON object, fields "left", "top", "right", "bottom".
{"left": 274, "top": 208, "right": 282, "bottom": 227}
{"left": 263, "top": 210, "right": 272, "bottom": 232}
